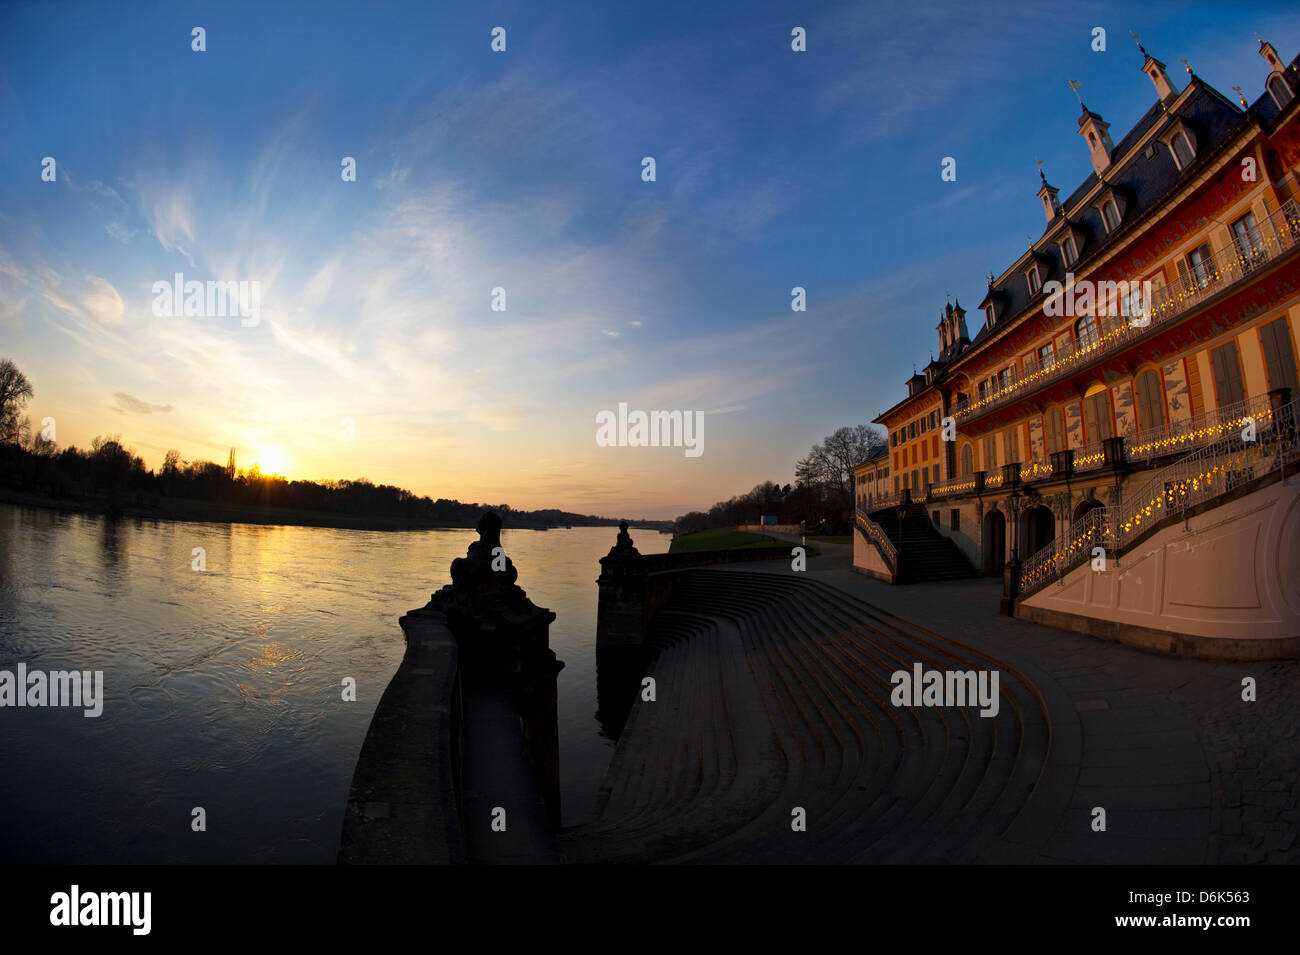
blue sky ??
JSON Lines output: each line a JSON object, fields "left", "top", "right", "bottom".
{"left": 2, "top": 0, "right": 1297, "bottom": 518}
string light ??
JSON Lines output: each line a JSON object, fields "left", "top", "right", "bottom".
{"left": 950, "top": 202, "right": 1296, "bottom": 424}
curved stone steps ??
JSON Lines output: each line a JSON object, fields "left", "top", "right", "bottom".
{"left": 569, "top": 606, "right": 783, "bottom": 861}
{"left": 795, "top": 575, "right": 1051, "bottom": 862}
{"left": 562, "top": 570, "right": 1053, "bottom": 864}
{"left": 684, "top": 574, "right": 967, "bottom": 862}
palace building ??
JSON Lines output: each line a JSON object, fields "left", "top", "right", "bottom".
{"left": 853, "top": 38, "right": 1300, "bottom": 658}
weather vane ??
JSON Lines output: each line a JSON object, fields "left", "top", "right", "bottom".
{"left": 1180, "top": 58, "right": 1194, "bottom": 76}
{"left": 1232, "top": 85, "right": 1248, "bottom": 107}
{"left": 1068, "top": 79, "right": 1084, "bottom": 107}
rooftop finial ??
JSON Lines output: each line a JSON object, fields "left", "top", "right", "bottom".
{"left": 1180, "top": 58, "right": 1194, "bottom": 76}
{"left": 1068, "top": 78, "right": 1085, "bottom": 109}
{"left": 1130, "top": 30, "right": 1146, "bottom": 57}
{"left": 1232, "top": 84, "right": 1248, "bottom": 108}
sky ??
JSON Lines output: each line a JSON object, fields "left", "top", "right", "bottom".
{"left": 2, "top": 1, "right": 1297, "bottom": 519}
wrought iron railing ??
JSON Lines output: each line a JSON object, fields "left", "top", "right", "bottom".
{"left": 1020, "top": 506, "right": 1112, "bottom": 593}
{"left": 855, "top": 505, "right": 899, "bottom": 573}
{"left": 861, "top": 490, "right": 906, "bottom": 512}
{"left": 952, "top": 199, "right": 1300, "bottom": 423}
{"left": 1124, "top": 393, "right": 1275, "bottom": 464}
{"left": 1018, "top": 397, "right": 1299, "bottom": 598}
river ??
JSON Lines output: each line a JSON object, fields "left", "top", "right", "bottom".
{"left": 0, "top": 504, "right": 668, "bottom": 863}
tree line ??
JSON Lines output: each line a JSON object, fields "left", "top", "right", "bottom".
{"left": 673, "top": 424, "right": 886, "bottom": 535}
{"left": 0, "top": 359, "right": 663, "bottom": 529}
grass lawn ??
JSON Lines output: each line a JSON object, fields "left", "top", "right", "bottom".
{"left": 669, "top": 528, "right": 789, "bottom": 553}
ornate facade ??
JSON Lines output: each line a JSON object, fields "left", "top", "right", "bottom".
{"left": 853, "top": 39, "right": 1300, "bottom": 654}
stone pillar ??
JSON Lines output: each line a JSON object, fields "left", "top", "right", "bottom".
{"left": 406, "top": 511, "right": 564, "bottom": 826}
{"left": 596, "top": 521, "right": 649, "bottom": 651}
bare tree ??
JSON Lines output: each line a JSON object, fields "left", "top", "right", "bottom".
{"left": 0, "top": 358, "right": 34, "bottom": 445}
{"left": 795, "top": 424, "right": 886, "bottom": 508}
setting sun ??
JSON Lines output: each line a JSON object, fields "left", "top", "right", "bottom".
{"left": 254, "top": 446, "right": 290, "bottom": 477}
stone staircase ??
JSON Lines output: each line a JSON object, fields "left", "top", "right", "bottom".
{"left": 561, "top": 570, "right": 1054, "bottom": 863}
{"left": 863, "top": 505, "right": 974, "bottom": 583}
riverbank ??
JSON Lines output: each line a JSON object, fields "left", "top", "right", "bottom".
{"left": 0, "top": 487, "right": 665, "bottom": 534}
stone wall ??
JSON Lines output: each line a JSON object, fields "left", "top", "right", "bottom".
{"left": 1016, "top": 476, "right": 1300, "bottom": 658}
{"left": 338, "top": 610, "right": 465, "bottom": 863}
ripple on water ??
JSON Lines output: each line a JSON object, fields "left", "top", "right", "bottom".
{"left": 127, "top": 684, "right": 175, "bottom": 719}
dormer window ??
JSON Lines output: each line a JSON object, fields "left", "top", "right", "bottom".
{"left": 984, "top": 304, "right": 996, "bottom": 327}
{"left": 1060, "top": 235, "right": 1078, "bottom": 267}
{"left": 1169, "top": 130, "right": 1195, "bottom": 170}
{"left": 1269, "top": 75, "right": 1295, "bottom": 109}
{"left": 1101, "top": 198, "right": 1121, "bottom": 233}
{"left": 1026, "top": 264, "right": 1042, "bottom": 296}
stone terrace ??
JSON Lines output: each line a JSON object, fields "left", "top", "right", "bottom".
{"left": 563, "top": 548, "right": 1298, "bottom": 864}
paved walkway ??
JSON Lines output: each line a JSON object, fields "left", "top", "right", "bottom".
{"left": 718, "top": 548, "right": 1299, "bottom": 863}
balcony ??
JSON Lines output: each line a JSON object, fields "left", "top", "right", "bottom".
{"left": 1018, "top": 395, "right": 1300, "bottom": 598}
{"left": 914, "top": 393, "right": 1285, "bottom": 505}
{"left": 951, "top": 199, "right": 1300, "bottom": 424}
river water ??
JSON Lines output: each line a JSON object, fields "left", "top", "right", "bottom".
{"left": 0, "top": 504, "right": 668, "bottom": 863}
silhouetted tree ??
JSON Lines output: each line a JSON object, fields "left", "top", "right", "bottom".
{"left": 0, "top": 359, "right": 34, "bottom": 445}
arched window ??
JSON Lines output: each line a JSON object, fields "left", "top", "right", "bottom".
{"left": 1083, "top": 383, "right": 1113, "bottom": 442}
{"left": 960, "top": 444, "right": 974, "bottom": 477}
{"left": 1134, "top": 369, "right": 1165, "bottom": 431}
{"left": 1076, "top": 315, "right": 1099, "bottom": 349}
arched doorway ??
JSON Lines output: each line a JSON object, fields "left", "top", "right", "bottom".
{"left": 982, "top": 509, "right": 1006, "bottom": 575}
{"left": 1019, "top": 505, "right": 1055, "bottom": 558}
{"left": 1072, "top": 498, "right": 1103, "bottom": 525}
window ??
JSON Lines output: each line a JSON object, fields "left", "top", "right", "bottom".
{"left": 1169, "top": 130, "right": 1195, "bottom": 170}
{"left": 890, "top": 432, "right": 896, "bottom": 448}
{"left": 911, "top": 468, "right": 919, "bottom": 490}
{"left": 932, "top": 510, "right": 940, "bottom": 526}
{"left": 1210, "top": 341, "right": 1245, "bottom": 408}
{"left": 960, "top": 444, "right": 973, "bottom": 477}
{"left": 1186, "top": 242, "right": 1215, "bottom": 290}
{"left": 1260, "top": 316, "right": 1300, "bottom": 401}
{"left": 1101, "top": 199, "right": 1121, "bottom": 232}
{"left": 1123, "top": 285, "right": 1147, "bottom": 322}
{"left": 932, "top": 464, "right": 939, "bottom": 484}
{"left": 1083, "top": 387, "right": 1113, "bottom": 442}
{"left": 1038, "top": 343, "right": 1055, "bottom": 370}
{"left": 1061, "top": 235, "right": 1078, "bottom": 267}
{"left": 920, "top": 416, "right": 927, "bottom": 434}
{"left": 894, "top": 475, "right": 899, "bottom": 491}
{"left": 910, "top": 422, "right": 917, "bottom": 439}
{"left": 983, "top": 435, "right": 998, "bottom": 471}
{"left": 999, "top": 366, "right": 1013, "bottom": 390}
{"left": 984, "top": 304, "right": 996, "bottom": 327}
{"left": 1004, "top": 428, "right": 1019, "bottom": 464}
{"left": 1044, "top": 407, "right": 1066, "bottom": 454}
{"left": 929, "top": 410, "right": 938, "bottom": 429}
{"left": 1076, "top": 315, "right": 1099, "bottom": 350}
{"left": 978, "top": 380, "right": 990, "bottom": 399}
{"left": 1026, "top": 265, "right": 1042, "bottom": 296}
{"left": 1134, "top": 369, "right": 1165, "bottom": 431}
{"left": 951, "top": 509, "right": 960, "bottom": 531}
{"left": 1269, "top": 75, "right": 1295, "bottom": 109}
{"left": 1232, "top": 213, "right": 1262, "bottom": 263}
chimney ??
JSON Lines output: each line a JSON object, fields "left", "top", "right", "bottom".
{"left": 1259, "top": 38, "right": 1283, "bottom": 72}
{"left": 1037, "top": 169, "right": 1061, "bottom": 223}
{"left": 1077, "top": 104, "right": 1115, "bottom": 175}
{"left": 1139, "top": 45, "right": 1180, "bottom": 103}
